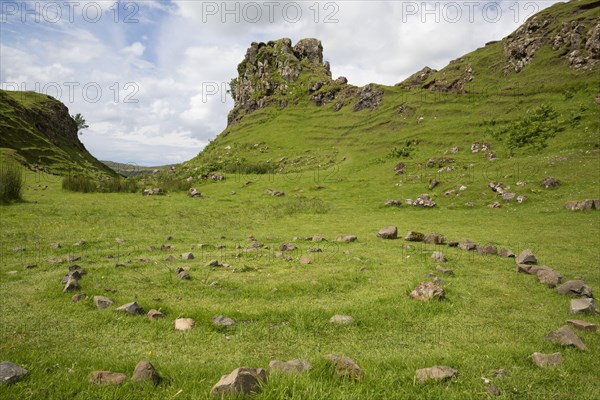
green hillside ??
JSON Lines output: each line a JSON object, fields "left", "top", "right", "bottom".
{"left": 0, "top": 89, "right": 115, "bottom": 176}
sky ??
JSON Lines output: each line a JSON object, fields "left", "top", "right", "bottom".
{"left": 0, "top": 0, "right": 561, "bottom": 166}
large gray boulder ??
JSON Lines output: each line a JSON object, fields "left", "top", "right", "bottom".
{"left": 377, "top": 226, "right": 398, "bottom": 239}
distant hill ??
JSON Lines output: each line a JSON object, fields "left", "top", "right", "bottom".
{"left": 101, "top": 160, "right": 175, "bottom": 177}
{"left": 0, "top": 89, "right": 115, "bottom": 176}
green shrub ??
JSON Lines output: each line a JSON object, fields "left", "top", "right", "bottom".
{"left": 62, "top": 175, "right": 97, "bottom": 193}
{"left": 100, "top": 177, "right": 138, "bottom": 193}
{"left": 0, "top": 163, "right": 23, "bottom": 203}
{"left": 157, "top": 176, "right": 189, "bottom": 192}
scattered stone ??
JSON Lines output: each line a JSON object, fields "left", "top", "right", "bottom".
{"left": 71, "top": 293, "right": 86, "bottom": 302}
{"left": 477, "top": 244, "right": 498, "bottom": 255}
{"left": 210, "top": 367, "right": 267, "bottom": 396}
{"left": 50, "top": 242, "right": 61, "bottom": 249}
{"left": 432, "top": 251, "right": 446, "bottom": 262}
{"left": 384, "top": 199, "right": 402, "bottom": 207}
{"left": 498, "top": 248, "right": 515, "bottom": 258}
{"left": 465, "top": 201, "right": 475, "bottom": 207}
{"left": 63, "top": 277, "right": 80, "bottom": 293}
{"left": 329, "top": 314, "right": 353, "bottom": 324}
{"left": 47, "top": 257, "right": 64, "bottom": 264}
{"left": 424, "top": 233, "right": 446, "bottom": 244}
{"left": 448, "top": 241, "right": 459, "bottom": 247}
{"left": 280, "top": 243, "right": 297, "bottom": 251}
{"left": 531, "top": 352, "right": 562, "bottom": 368}
{"left": 116, "top": 302, "right": 144, "bottom": 315}
{"left": 213, "top": 316, "right": 236, "bottom": 327}
{"left": 181, "top": 252, "right": 194, "bottom": 260}
{"left": 93, "top": 296, "right": 113, "bottom": 310}
{"left": 269, "top": 360, "right": 313, "bottom": 374}
{"left": 489, "top": 201, "right": 502, "bottom": 208}
{"left": 188, "top": 188, "right": 201, "bottom": 198}
{"left": 436, "top": 266, "right": 453, "bottom": 275}
{"left": 165, "top": 255, "right": 176, "bottom": 262}
{"left": 377, "top": 226, "right": 398, "bottom": 239}
{"left": 541, "top": 177, "right": 561, "bottom": 189}
{"left": 148, "top": 246, "right": 156, "bottom": 251}
{"left": 557, "top": 280, "right": 593, "bottom": 298}
{"left": 429, "top": 179, "right": 440, "bottom": 190}
{"left": 132, "top": 360, "right": 161, "bottom": 384}
{"left": 73, "top": 240, "right": 85, "bottom": 246}
{"left": 415, "top": 366, "right": 458, "bottom": 382}
{"left": 147, "top": 309, "right": 165, "bottom": 320}
{"left": 178, "top": 270, "right": 191, "bottom": 280}
{"left": 502, "top": 192, "right": 516, "bottom": 202}
{"left": 0, "top": 361, "right": 28, "bottom": 384}
{"left": 546, "top": 325, "right": 587, "bottom": 351}
{"left": 67, "top": 255, "right": 81, "bottom": 262}
{"left": 312, "top": 235, "right": 326, "bottom": 242}
{"left": 175, "top": 318, "right": 195, "bottom": 331}
{"left": 337, "top": 234, "right": 357, "bottom": 243}
{"left": 206, "top": 259, "right": 220, "bottom": 267}
{"left": 459, "top": 240, "right": 477, "bottom": 251}
{"left": 516, "top": 249, "right": 537, "bottom": 265}
{"left": 89, "top": 371, "right": 127, "bottom": 385}
{"left": 404, "top": 231, "right": 425, "bottom": 242}
{"left": 24, "top": 264, "right": 37, "bottom": 269}
{"left": 565, "top": 200, "right": 598, "bottom": 211}
{"left": 413, "top": 194, "right": 436, "bottom": 207}
{"left": 535, "top": 267, "right": 562, "bottom": 288}
{"left": 486, "top": 385, "right": 501, "bottom": 396}
{"left": 433, "top": 277, "right": 445, "bottom": 285}
{"left": 299, "top": 256, "right": 311, "bottom": 265}
{"left": 324, "top": 354, "right": 364, "bottom": 381}
{"left": 570, "top": 298, "right": 596, "bottom": 313}
{"left": 115, "top": 238, "right": 125, "bottom": 244}
{"left": 410, "top": 281, "right": 445, "bottom": 301}
{"left": 161, "top": 244, "right": 175, "bottom": 251}
{"left": 142, "top": 187, "right": 164, "bottom": 196}
{"left": 567, "top": 320, "right": 597, "bottom": 332}
{"left": 166, "top": 235, "right": 173, "bottom": 241}
{"left": 265, "top": 188, "right": 285, "bottom": 197}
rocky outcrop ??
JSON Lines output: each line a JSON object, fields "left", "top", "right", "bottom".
{"left": 396, "top": 66, "right": 437, "bottom": 89}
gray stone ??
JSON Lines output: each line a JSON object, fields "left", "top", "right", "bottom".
{"left": 213, "top": 316, "right": 236, "bottom": 327}
{"left": 546, "top": 325, "right": 587, "bottom": 351}
{"left": 269, "top": 359, "right": 313, "bottom": 373}
{"left": 210, "top": 367, "right": 267, "bottom": 396}
{"left": 415, "top": 366, "right": 458, "bottom": 382}
{"left": 337, "top": 234, "right": 357, "bottom": 243}
{"left": 299, "top": 256, "right": 312, "bottom": 265}
{"left": 541, "top": 177, "right": 561, "bottom": 189}
{"left": 0, "top": 361, "right": 28, "bottom": 385}
{"left": 178, "top": 271, "right": 191, "bottom": 280}
{"left": 458, "top": 240, "right": 477, "bottom": 251}
{"left": 132, "top": 360, "right": 160, "bottom": 384}
{"left": 410, "top": 281, "right": 445, "bottom": 301}
{"left": 516, "top": 249, "right": 537, "bottom": 264}
{"left": 498, "top": 248, "right": 515, "bottom": 258}
{"left": 570, "top": 298, "right": 596, "bottom": 313}
{"left": 486, "top": 385, "right": 501, "bottom": 396}
{"left": 477, "top": 244, "right": 498, "bottom": 255}
{"left": 116, "top": 302, "right": 144, "bottom": 315}
{"left": 432, "top": 251, "right": 446, "bottom": 262}
{"left": 536, "top": 268, "right": 563, "bottom": 288}
{"left": 384, "top": 200, "right": 402, "bottom": 207}
{"left": 181, "top": 252, "right": 194, "bottom": 260}
{"left": 557, "top": 280, "right": 593, "bottom": 298}
{"left": 147, "top": 309, "right": 165, "bottom": 320}
{"left": 206, "top": 259, "right": 220, "bottom": 267}
{"left": 175, "top": 318, "right": 195, "bottom": 331}
{"left": 329, "top": 314, "right": 353, "bottom": 324}
{"left": 567, "top": 320, "right": 597, "bottom": 332}
{"left": 63, "top": 277, "right": 80, "bottom": 293}
{"left": 93, "top": 295, "right": 113, "bottom": 310}
{"left": 187, "top": 188, "right": 201, "bottom": 198}
{"left": 424, "top": 233, "right": 446, "bottom": 245}
{"left": 324, "top": 354, "right": 364, "bottom": 381}
{"left": 436, "top": 266, "right": 453, "bottom": 275}
{"left": 404, "top": 231, "right": 425, "bottom": 242}
{"left": 531, "top": 352, "right": 562, "bottom": 368}
{"left": 71, "top": 293, "right": 86, "bottom": 302}
{"left": 280, "top": 243, "right": 297, "bottom": 251}
{"left": 89, "top": 371, "right": 127, "bottom": 385}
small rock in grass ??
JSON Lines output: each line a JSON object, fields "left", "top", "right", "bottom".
{"left": 71, "top": 293, "right": 86, "bottom": 302}
{"left": 116, "top": 302, "right": 144, "bottom": 315}
{"left": 89, "top": 371, "right": 127, "bottom": 385}
{"left": 132, "top": 360, "right": 160, "bottom": 384}
{"left": 410, "top": 281, "right": 444, "bottom": 301}
{"left": 329, "top": 315, "right": 353, "bottom": 324}
{"left": 415, "top": 366, "right": 458, "bottom": 382}
{"left": 404, "top": 231, "right": 425, "bottom": 242}
{"left": 324, "top": 354, "right": 364, "bottom": 381}
{"left": 377, "top": 226, "right": 398, "bottom": 239}
{"left": 566, "top": 320, "right": 597, "bottom": 332}
{"left": 531, "top": 352, "right": 562, "bottom": 368}
{"left": 207, "top": 259, "right": 220, "bottom": 267}
{"left": 63, "top": 277, "right": 80, "bottom": 293}
{"left": 432, "top": 251, "right": 446, "bottom": 262}
{"left": 175, "top": 318, "right": 195, "bottom": 331}
{"left": 178, "top": 270, "right": 191, "bottom": 280}
{"left": 546, "top": 325, "right": 587, "bottom": 351}
{"left": 181, "top": 252, "right": 194, "bottom": 260}
{"left": 147, "top": 309, "right": 165, "bottom": 320}
{"left": 436, "top": 266, "right": 453, "bottom": 275}
{"left": 570, "top": 298, "right": 596, "bottom": 313}
{"left": 516, "top": 249, "right": 537, "bottom": 265}
{"left": 213, "top": 316, "right": 235, "bottom": 327}
{"left": 93, "top": 296, "right": 113, "bottom": 310}
{"left": 557, "top": 280, "right": 593, "bottom": 298}
{"left": 210, "top": 367, "right": 267, "bottom": 396}
{"left": 0, "top": 361, "right": 28, "bottom": 384}
{"left": 337, "top": 235, "right": 357, "bottom": 243}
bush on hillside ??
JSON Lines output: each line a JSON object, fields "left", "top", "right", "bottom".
{"left": 0, "top": 164, "right": 23, "bottom": 203}
{"left": 62, "top": 175, "right": 97, "bottom": 193}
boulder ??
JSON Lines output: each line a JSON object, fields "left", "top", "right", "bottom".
{"left": 516, "top": 249, "right": 537, "bottom": 264}
{"left": 413, "top": 194, "right": 436, "bottom": 207}
{"left": 477, "top": 244, "right": 498, "bottom": 255}
{"left": 329, "top": 315, "right": 353, "bottom": 324}
{"left": 557, "top": 280, "right": 593, "bottom": 298}
{"left": 175, "top": 318, "right": 195, "bottom": 331}
{"left": 570, "top": 298, "right": 596, "bottom": 313}
{"left": 116, "top": 302, "right": 144, "bottom": 315}
{"left": 546, "top": 325, "right": 587, "bottom": 351}
{"left": 89, "top": 371, "right": 127, "bottom": 385}
{"left": 567, "top": 320, "right": 597, "bottom": 332}
{"left": 424, "top": 233, "right": 446, "bottom": 245}
{"left": 210, "top": 367, "right": 267, "bottom": 396}
{"left": 323, "top": 354, "right": 364, "bottom": 381}
{"left": 458, "top": 240, "right": 477, "bottom": 251}
{"left": 178, "top": 271, "right": 191, "bottom": 280}
{"left": 415, "top": 366, "right": 458, "bottom": 382}
{"left": 410, "top": 281, "right": 445, "bottom": 301}
{"left": 541, "top": 177, "right": 561, "bottom": 189}
{"left": 337, "top": 235, "right": 357, "bottom": 243}
{"left": 0, "top": 361, "right": 28, "bottom": 384}
{"left": 531, "top": 352, "right": 562, "bottom": 368}
{"left": 93, "top": 295, "right": 113, "bottom": 310}
{"left": 536, "top": 268, "right": 563, "bottom": 288}
{"left": 404, "top": 231, "right": 425, "bottom": 242}
{"left": 269, "top": 359, "right": 313, "bottom": 373}
{"left": 377, "top": 226, "right": 398, "bottom": 239}
{"left": 498, "top": 248, "right": 515, "bottom": 258}
{"left": 132, "top": 360, "right": 161, "bottom": 384}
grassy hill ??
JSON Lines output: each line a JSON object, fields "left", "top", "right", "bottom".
{"left": 0, "top": 89, "right": 115, "bottom": 176}
{"left": 0, "top": 1, "right": 599, "bottom": 399}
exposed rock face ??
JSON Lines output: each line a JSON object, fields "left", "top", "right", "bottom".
{"left": 396, "top": 66, "right": 437, "bottom": 89}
